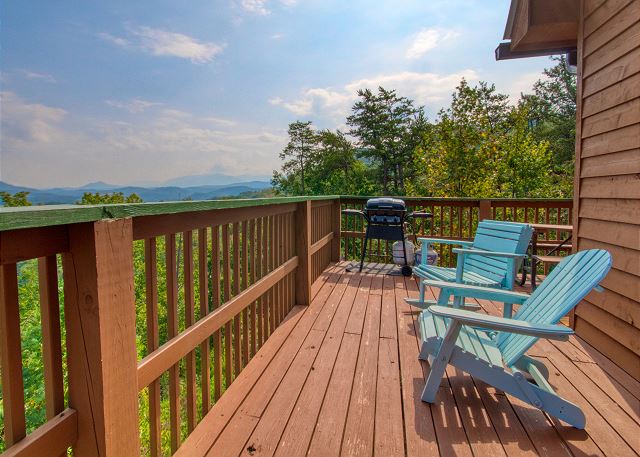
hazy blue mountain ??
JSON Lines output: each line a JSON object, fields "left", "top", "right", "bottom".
{"left": 78, "top": 181, "right": 120, "bottom": 190}
{"left": 161, "top": 172, "right": 271, "bottom": 187}
{"left": 0, "top": 180, "right": 271, "bottom": 205}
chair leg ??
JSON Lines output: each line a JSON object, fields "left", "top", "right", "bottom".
{"left": 421, "top": 321, "right": 461, "bottom": 403}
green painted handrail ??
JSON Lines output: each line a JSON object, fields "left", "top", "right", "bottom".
{"left": 0, "top": 194, "right": 573, "bottom": 232}
{"left": 0, "top": 196, "right": 340, "bottom": 231}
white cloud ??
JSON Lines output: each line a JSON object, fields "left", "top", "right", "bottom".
{"left": 269, "top": 96, "right": 314, "bottom": 116}
{"left": 241, "top": 0, "right": 270, "bottom": 15}
{"left": 270, "top": 33, "right": 284, "bottom": 39}
{"left": 1, "top": 91, "right": 66, "bottom": 143}
{"left": 503, "top": 71, "right": 544, "bottom": 102}
{"left": 1, "top": 91, "right": 285, "bottom": 187}
{"left": 21, "top": 70, "right": 56, "bottom": 83}
{"left": 203, "top": 116, "right": 238, "bottom": 127}
{"left": 270, "top": 69, "right": 478, "bottom": 120}
{"left": 406, "top": 28, "right": 459, "bottom": 59}
{"left": 239, "top": 0, "right": 299, "bottom": 15}
{"left": 105, "top": 98, "right": 162, "bottom": 113}
{"left": 97, "top": 32, "right": 130, "bottom": 48}
{"left": 99, "top": 25, "right": 224, "bottom": 64}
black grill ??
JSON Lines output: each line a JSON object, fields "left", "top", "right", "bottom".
{"left": 343, "top": 198, "right": 432, "bottom": 276}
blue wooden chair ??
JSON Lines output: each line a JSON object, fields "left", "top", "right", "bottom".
{"left": 408, "top": 220, "right": 533, "bottom": 309}
{"left": 417, "top": 249, "right": 612, "bottom": 428}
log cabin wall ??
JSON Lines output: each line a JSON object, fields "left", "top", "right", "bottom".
{"left": 573, "top": 0, "right": 640, "bottom": 379}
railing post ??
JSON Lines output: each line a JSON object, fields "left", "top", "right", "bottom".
{"left": 295, "top": 200, "right": 312, "bottom": 306}
{"left": 62, "top": 219, "right": 140, "bottom": 456}
{"left": 479, "top": 199, "right": 492, "bottom": 221}
{"left": 331, "top": 198, "right": 341, "bottom": 262}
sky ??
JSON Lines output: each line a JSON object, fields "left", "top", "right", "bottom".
{"left": 0, "top": 0, "right": 554, "bottom": 188}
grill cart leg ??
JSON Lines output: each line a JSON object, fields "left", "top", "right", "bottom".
{"left": 359, "top": 226, "right": 370, "bottom": 272}
{"left": 400, "top": 226, "right": 412, "bottom": 276}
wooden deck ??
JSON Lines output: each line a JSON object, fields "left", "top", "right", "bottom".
{"left": 178, "top": 262, "right": 640, "bottom": 457}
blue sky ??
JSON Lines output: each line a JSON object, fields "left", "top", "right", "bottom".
{"left": 1, "top": 0, "right": 553, "bottom": 188}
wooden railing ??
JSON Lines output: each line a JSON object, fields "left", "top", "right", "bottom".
{"left": 340, "top": 197, "right": 573, "bottom": 268}
{"left": 0, "top": 197, "right": 339, "bottom": 456}
{"left": 0, "top": 195, "right": 570, "bottom": 456}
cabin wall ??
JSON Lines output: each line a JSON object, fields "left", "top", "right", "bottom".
{"left": 573, "top": 0, "right": 640, "bottom": 379}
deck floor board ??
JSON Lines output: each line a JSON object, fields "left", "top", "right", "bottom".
{"left": 178, "top": 261, "right": 640, "bottom": 457}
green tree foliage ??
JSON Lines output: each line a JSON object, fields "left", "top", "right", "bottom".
{"left": 273, "top": 125, "right": 376, "bottom": 196}
{"left": 414, "top": 80, "right": 511, "bottom": 197}
{"left": 78, "top": 191, "right": 143, "bottom": 204}
{"left": 272, "top": 120, "right": 317, "bottom": 194}
{"left": 306, "top": 129, "right": 374, "bottom": 195}
{"left": 347, "top": 87, "right": 426, "bottom": 194}
{"left": 525, "top": 56, "right": 577, "bottom": 195}
{"left": 273, "top": 58, "right": 574, "bottom": 199}
{"left": 0, "top": 191, "right": 32, "bottom": 207}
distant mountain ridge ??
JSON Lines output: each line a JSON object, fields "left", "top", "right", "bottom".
{"left": 0, "top": 179, "right": 272, "bottom": 205}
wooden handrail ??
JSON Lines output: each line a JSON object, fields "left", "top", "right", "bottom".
{"left": 1, "top": 409, "right": 77, "bottom": 457}
{"left": 310, "top": 232, "right": 334, "bottom": 255}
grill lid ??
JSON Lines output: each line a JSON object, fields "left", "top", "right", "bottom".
{"left": 365, "top": 198, "right": 406, "bottom": 211}
{"left": 365, "top": 198, "right": 406, "bottom": 224}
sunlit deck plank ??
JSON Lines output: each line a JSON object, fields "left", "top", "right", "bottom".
{"left": 178, "top": 261, "right": 640, "bottom": 457}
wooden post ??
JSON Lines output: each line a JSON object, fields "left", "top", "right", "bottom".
{"left": 62, "top": 219, "right": 140, "bottom": 456}
{"left": 479, "top": 200, "right": 492, "bottom": 221}
{"left": 331, "top": 199, "right": 341, "bottom": 262}
{"left": 295, "top": 200, "right": 312, "bottom": 306}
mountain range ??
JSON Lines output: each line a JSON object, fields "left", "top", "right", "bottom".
{"left": 0, "top": 175, "right": 272, "bottom": 205}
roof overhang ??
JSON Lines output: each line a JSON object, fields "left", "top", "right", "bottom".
{"left": 496, "top": 0, "right": 578, "bottom": 61}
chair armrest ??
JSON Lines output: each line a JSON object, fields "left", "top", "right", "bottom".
{"left": 418, "top": 238, "right": 473, "bottom": 247}
{"left": 452, "top": 248, "right": 526, "bottom": 259}
{"left": 428, "top": 306, "right": 573, "bottom": 340}
{"left": 424, "top": 280, "right": 530, "bottom": 304}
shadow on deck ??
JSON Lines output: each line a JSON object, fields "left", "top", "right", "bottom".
{"left": 178, "top": 262, "right": 640, "bottom": 457}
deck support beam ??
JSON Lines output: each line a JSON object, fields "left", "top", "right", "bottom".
{"left": 62, "top": 219, "right": 140, "bottom": 456}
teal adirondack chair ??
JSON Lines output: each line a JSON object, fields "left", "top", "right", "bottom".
{"left": 408, "top": 220, "right": 533, "bottom": 309}
{"left": 418, "top": 249, "right": 612, "bottom": 429}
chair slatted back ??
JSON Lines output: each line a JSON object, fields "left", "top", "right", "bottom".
{"left": 498, "top": 249, "right": 612, "bottom": 366}
{"left": 464, "top": 221, "right": 533, "bottom": 286}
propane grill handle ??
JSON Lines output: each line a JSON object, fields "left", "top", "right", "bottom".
{"left": 342, "top": 209, "right": 366, "bottom": 218}
{"left": 408, "top": 212, "right": 433, "bottom": 219}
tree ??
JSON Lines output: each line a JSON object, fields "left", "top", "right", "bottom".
{"left": 347, "top": 87, "right": 426, "bottom": 194}
{"left": 414, "top": 80, "right": 510, "bottom": 197}
{"left": 78, "top": 191, "right": 143, "bottom": 205}
{"left": 496, "top": 102, "right": 552, "bottom": 197}
{"left": 273, "top": 121, "right": 317, "bottom": 194}
{"left": 525, "top": 56, "right": 577, "bottom": 193}
{"left": 0, "top": 191, "right": 32, "bottom": 207}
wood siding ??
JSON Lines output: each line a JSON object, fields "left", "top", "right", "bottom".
{"left": 574, "top": 0, "right": 640, "bottom": 379}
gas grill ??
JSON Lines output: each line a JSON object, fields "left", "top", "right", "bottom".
{"left": 342, "top": 198, "right": 432, "bottom": 276}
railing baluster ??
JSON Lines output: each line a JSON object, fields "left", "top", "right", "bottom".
{"left": 257, "top": 217, "right": 265, "bottom": 348}
{"left": 199, "top": 228, "right": 211, "bottom": 415}
{"left": 249, "top": 218, "right": 257, "bottom": 357}
{"left": 184, "top": 231, "right": 197, "bottom": 433}
{"left": 0, "top": 263, "right": 26, "bottom": 447}
{"left": 269, "top": 215, "right": 276, "bottom": 333}
{"left": 241, "top": 220, "right": 249, "bottom": 368}
{"left": 144, "top": 239, "right": 161, "bottom": 457}
{"left": 222, "top": 224, "right": 232, "bottom": 388}
{"left": 38, "top": 256, "right": 64, "bottom": 421}
{"left": 232, "top": 222, "right": 241, "bottom": 377}
{"left": 211, "top": 225, "right": 222, "bottom": 402}
{"left": 166, "top": 233, "right": 181, "bottom": 452}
